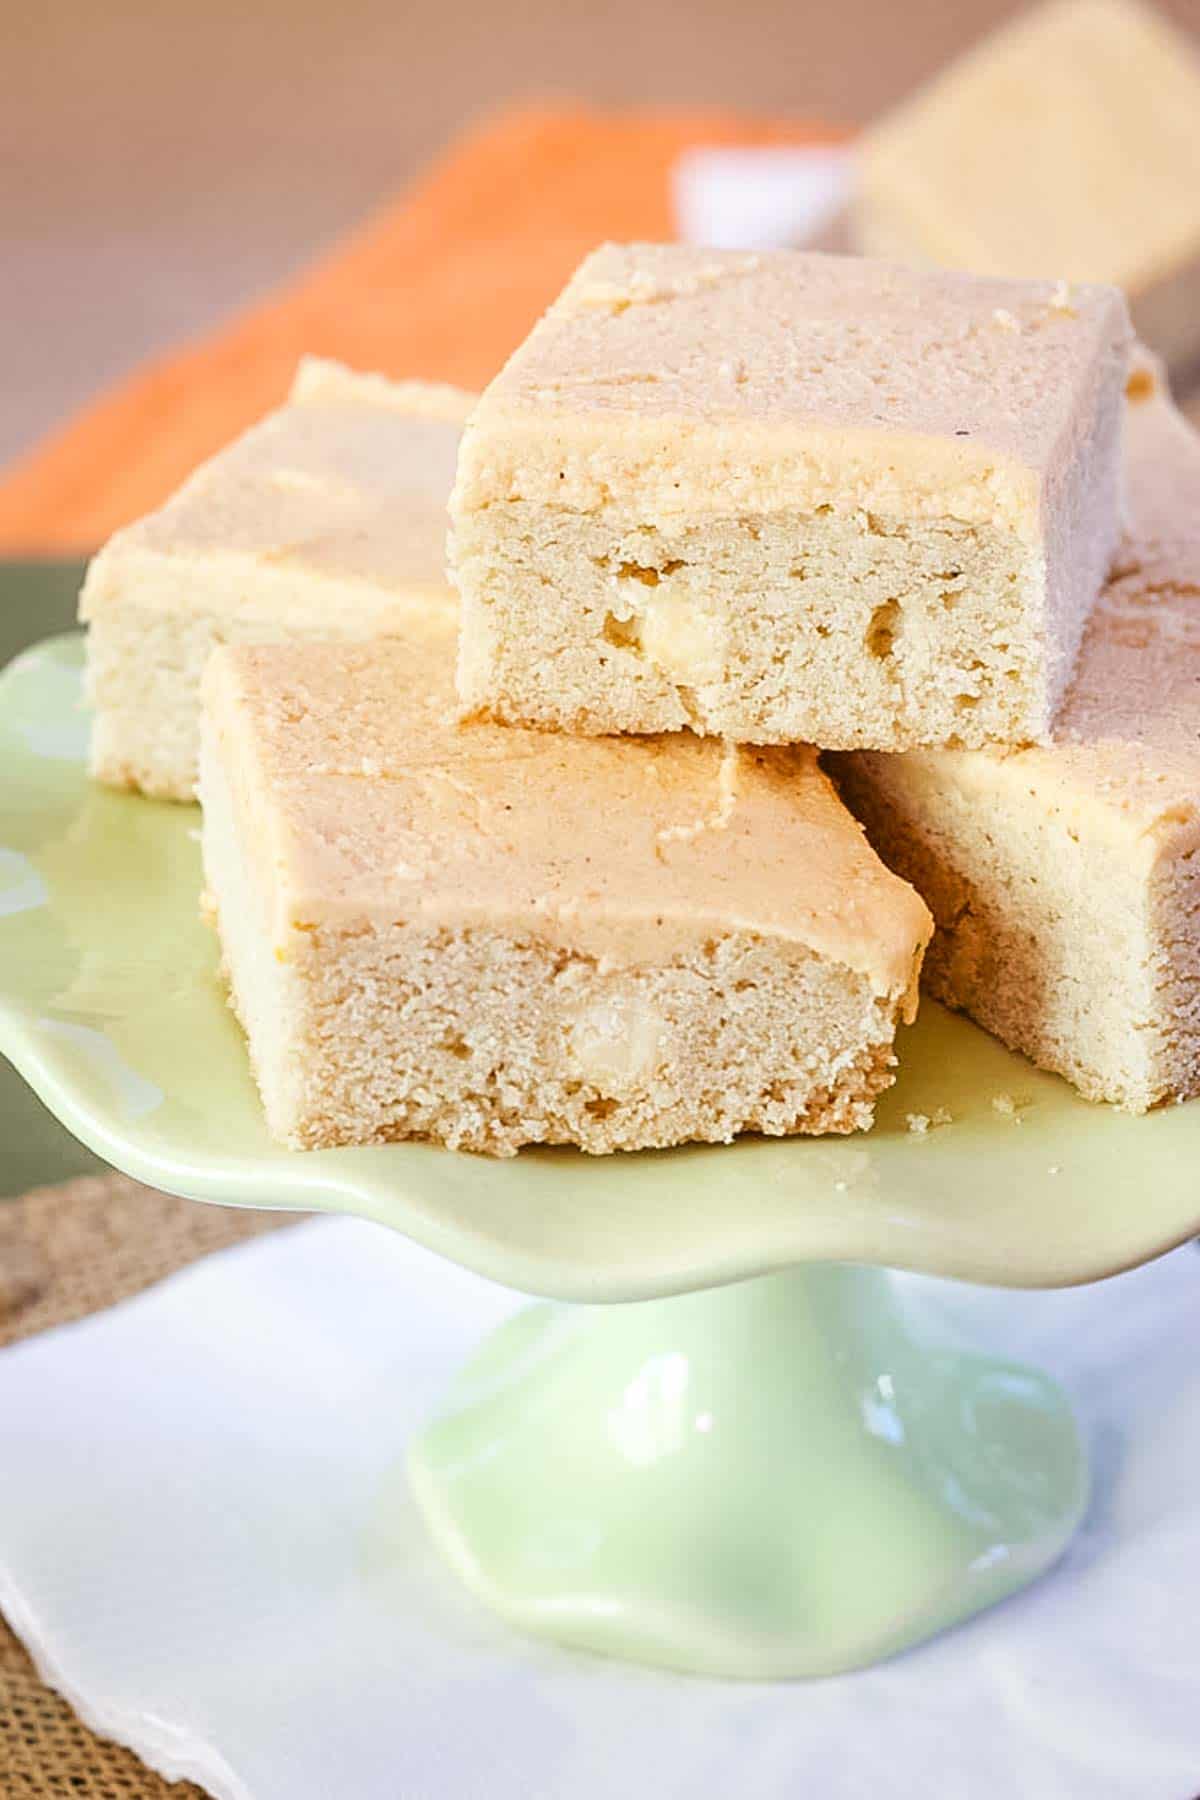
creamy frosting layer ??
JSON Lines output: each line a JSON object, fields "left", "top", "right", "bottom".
{"left": 201, "top": 624, "right": 931, "bottom": 1006}
{"left": 81, "top": 359, "right": 476, "bottom": 627}
{"left": 452, "top": 245, "right": 1130, "bottom": 540}
{"left": 859, "top": 360, "right": 1200, "bottom": 856}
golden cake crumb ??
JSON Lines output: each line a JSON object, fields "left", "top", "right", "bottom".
{"left": 906, "top": 1105, "right": 952, "bottom": 1134}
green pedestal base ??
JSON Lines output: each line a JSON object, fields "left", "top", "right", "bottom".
{"left": 409, "top": 1266, "right": 1087, "bottom": 1679}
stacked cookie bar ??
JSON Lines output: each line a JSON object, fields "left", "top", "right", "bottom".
{"left": 87, "top": 243, "right": 1190, "bottom": 1157}
{"left": 834, "top": 357, "right": 1200, "bottom": 1112}
{"left": 450, "top": 246, "right": 1126, "bottom": 752}
{"left": 82, "top": 358, "right": 472, "bottom": 798}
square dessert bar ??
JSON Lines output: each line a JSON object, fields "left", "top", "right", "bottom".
{"left": 450, "top": 244, "right": 1131, "bottom": 751}
{"left": 198, "top": 631, "right": 931, "bottom": 1157}
{"left": 81, "top": 358, "right": 475, "bottom": 800}
{"left": 855, "top": 0, "right": 1200, "bottom": 377}
{"left": 834, "top": 359, "right": 1200, "bottom": 1111}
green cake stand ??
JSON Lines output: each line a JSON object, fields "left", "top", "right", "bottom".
{"left": 3, "top": 627, "right": 1199, "bottom": 1679}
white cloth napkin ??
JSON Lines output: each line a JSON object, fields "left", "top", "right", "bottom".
{"left": 672, "top": 145, "right": 853, "bottom": 250}
{"left": 1, "top": 1215, "right": 1199, "bottom": 1800}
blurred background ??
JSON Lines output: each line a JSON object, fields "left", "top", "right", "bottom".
{"left": 6, "top": 0, "right": 1200, "bottom": 470}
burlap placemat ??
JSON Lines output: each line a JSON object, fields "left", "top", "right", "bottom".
{"left": 0, "top": 1172, "right": 297, "bottom": 1798}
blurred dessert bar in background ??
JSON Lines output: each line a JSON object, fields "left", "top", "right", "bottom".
{"left": 855, "top": 0, "right": 1200, "bottom": 378}
{"left": 198, "top": 630, "right": 930, "bottom": 1155}
{"left": 451, "top": 244, "right": 1130, "bottom": 751}
{"left": 80, "top": 359, "right": 474, "bottom": 800}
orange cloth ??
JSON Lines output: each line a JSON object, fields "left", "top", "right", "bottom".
{"left": 0, "top": 105, "right": 838, "bottom": 555}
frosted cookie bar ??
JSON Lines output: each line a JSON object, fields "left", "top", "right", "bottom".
{"left": 81, "top": 359, "right": 475, "bottom": 800}
{"left": 834, "top": 361, "right": 1200, "bottom": 1112}
{"left": 450, "top": 244, "right": 1130, "bottom": 751}
{"left": 855, "top": 0, "right": 1200, "bottom": 377}
{"left": 198, "top": 629, "right": 931, "bottom": 1157}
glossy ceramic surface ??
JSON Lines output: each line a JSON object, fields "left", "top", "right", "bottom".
{"left": 409, "top": 1263, "right": 1087, "bottom": 1676}
{"left": 2, "top": 633, "right": 1199, "bottom": 1303}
